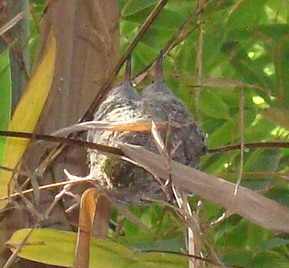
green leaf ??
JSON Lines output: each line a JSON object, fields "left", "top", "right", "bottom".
{"left": 7, "top": 229, "right": 188, "bottom": 268}
{"left": 273, "top": 35, "right": 289, "bottom": 109}
{"left": 260, "top": 237, "right": 289, "bottom": 251}
{"left": 227, "top": 0, "right": 266, "bottom": 29}
{"left": 121, "top": 0, "right": 158, "bottom": 17}
{"left": 233, "top": 147, "right": 280, "bottom": 191}
{"left": 199, "top": 90, "right": 230, "bottom": 119}
{"left": 252, "top": 252, "right": 285, "bottom": 268}
{"left": 0, "top": 49, "right": 11, "bottom": 165}
{"left": 244, "top": 148, "right": 280, "bottom": 174}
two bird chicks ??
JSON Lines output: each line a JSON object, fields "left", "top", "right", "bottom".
{"left": 87, "top": 53, "right": 206, "bottom": 205}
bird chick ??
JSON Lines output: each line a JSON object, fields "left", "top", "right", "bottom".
{"left": 140, "top": 51, "right": 206, "bottom": 168}
{"left": 87, "top": 55, "right": 164, "bottom": 205}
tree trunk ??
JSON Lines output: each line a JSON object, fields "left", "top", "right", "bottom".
{"left": 1, "top": 0, "right": 119, "bottom": 266}
{"left": 30, "top": 0, "right": 118, "bottom": 231}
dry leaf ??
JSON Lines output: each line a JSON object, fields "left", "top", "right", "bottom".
{"left": 121, "top": 144, "right": 289, "bottom": 233}
{"left": 51, "top": 118, "right": 174, "bottom": 137}
{"left": 74, "top": 188, "right": 109, "bottom": 268}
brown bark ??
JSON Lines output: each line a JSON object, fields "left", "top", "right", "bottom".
{"left": 1, "top": 0, "right": 118, "bottom": 266}
{"left": 30, "top": 0, "right": 118, "bottom": 228}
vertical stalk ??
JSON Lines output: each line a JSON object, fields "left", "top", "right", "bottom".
{"left": 190, "top": 0, "right": 205, "bottom": 267}
{"left": 7, "top": 0, "right": 30, "bottom": 112}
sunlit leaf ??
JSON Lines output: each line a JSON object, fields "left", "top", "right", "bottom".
{"left": 7, "top": 228, "right": 187, "bottom": 268}
{"left": 0, "top": 29, "right": 56, "bottom": 209}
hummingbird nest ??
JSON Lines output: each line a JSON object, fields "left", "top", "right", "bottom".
{"left": 87, "top": 53, "right": 206, "bottom": 206}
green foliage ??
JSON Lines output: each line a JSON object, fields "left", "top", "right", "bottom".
{"left": 118, "top": 0, "right": 289, "bottom": 266}
{"left": 0, "top": 50, "right": 11, "bottom": 164}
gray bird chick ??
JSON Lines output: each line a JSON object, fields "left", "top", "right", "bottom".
{"left": 87, "top": 55, "right": 165, "bottom": 205}
{"left": 141, "top": 51, "right": 206, "bottom": 168}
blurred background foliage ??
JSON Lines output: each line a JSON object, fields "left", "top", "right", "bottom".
{"left": 1, "top": 0, "right": 289, "bottom": 267}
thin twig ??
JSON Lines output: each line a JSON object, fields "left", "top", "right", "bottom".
{"left": 208, "top": 141, "right": 289, "bottom": 153}
{"left": 4, "top": 229, "right": 34, "bottom": 268}
{"left": 194, "top": 0, "right": 204, "bottom": 122}
{"left": 81, "top": 0, "right": 169, "bottom": 121}
{"left": 1, "top": 130, "right": 289, "bottom": 155}
{"left": 0, "top": 176, "right": 94, "bottom": 202}
{"left": 133, "top": 4, "right": 207, "bottom": 85}
{"left": 1, "top": 130, "right": 289, "bottom": 158}
{"left": 0, "top": 6, "right": 30, "bottom": 36}
{"left": 141, "top": 250, "right": 244, "bottom": 268}
{"left": 0, "top": 130, "right": 124, "bottom": 156}
{"left": 234, "top": 88, "right": 244, "bottom": 195}
{"left": 133, "top": 0, "right": 224, "bottom": 85}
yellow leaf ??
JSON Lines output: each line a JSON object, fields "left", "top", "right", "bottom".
{"left": 0, "top": 29, "right": 56, "bottom": 209}
{"left": 7, "top": 228, "right": 187, "bottom": 268}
